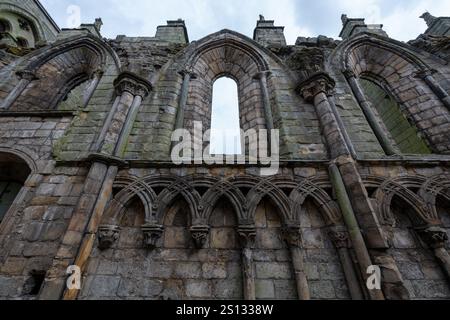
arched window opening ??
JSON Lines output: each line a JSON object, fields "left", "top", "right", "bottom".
{"left": 360, "top": 78, "right": 431, "bottom": 155}
{"left": 16, "top": 37, "right": 29, "bottom": 48}
{"left": 0, "top": 19, "right": 11, "bottom": 33}
{"left": 0, "top": 152, "right": 31, "bottom": 223}
{"left": 210, "top": 77, "right": 242, "bottom": 155}
{"left": 57, "top": 79, "right": 92, "bottom": 110}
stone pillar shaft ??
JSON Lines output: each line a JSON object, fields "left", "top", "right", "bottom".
{"left": 328, "top": 163, "right": 384, "bottom": 300}
{"left": 174, "top": 71, "right": 192, "bottom": 131}
{"left": 238, "top": 226, "right": 256, "bottom": 300}
{"left": 329, "top": 229, "right": 364, "bottom": 300}
{"left": 63, "top": 165, "right": 118, "bottom": 300}
{"left": 345, "top": 72, "right": 397, "bottom": 156}
{"left": 256, "top": 71, "right": 274, "bottom": 131}
{"left": 115, "top": 95, "right": 143, "bottom": 157}
{"left": 83, "top": 70, "right": 104, "bottom": 108}
{"left": 419, "top": 71, "right": 450, "bottom": 111}
{"left": 0, "top": 71, "right": 35, "bottom": 110}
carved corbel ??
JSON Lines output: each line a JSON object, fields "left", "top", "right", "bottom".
{"left": 238, "top": 225, "right": 257, "bottom": 249}
{"left": 142, "top": 224, "right": 164, "bottom": 250}
{"left": 98, "top": 225, "right": 120, "bottom": 250}
{"left": 282, "top": 225, "right": 302, "bottom": 248}
{"left": 417, "top": 226, "right": 449, "bottom": 249}
{"left": 190, "top": 225, "right": 210, "bottom": 249}
{"left": 329, "top": 228, "right": 351, "bottom": 249}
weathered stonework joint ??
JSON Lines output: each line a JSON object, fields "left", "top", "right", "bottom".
{"left": 142, "top": 223, "right": 164, "bottom": 250}
{"left": 114, "top": 71, "right": 153, "bottom": 98}
{"left": 16, "top": 69, "right": 38, "bottom": 81}
{"left": 190, "top": 225, "right": 210, "bottom": 249}
{"left": 298, "top": 72, "right": 336, "bottom": 102}
{"left": 98, "top": 225, "right": 120, "bottom": 250}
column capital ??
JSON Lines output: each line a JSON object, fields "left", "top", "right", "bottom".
{"left": 418, "top": 226, "right": 449, "bottom": 249}
{"left": 91, "top": 68, "right": 105, "bottom": 79}
{"left": 342, "top": 69, "right": 356, "bottom": 79}
{"left": 253, "top": 70, "right": 272, "bottom": 80}
{"left": 238, "top": 225, "right": 257, "bottom": 249}
{"left": 178, "top": 68, "right": 197, "bottom": 79}
{"left": 114, "top": 71, "right": 153, "bottom": 98}
{"left": 298, "top": 72, "right": 336, "bottom": 102}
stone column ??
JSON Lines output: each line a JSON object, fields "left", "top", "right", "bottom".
{"left": 100, "top": 72, "right": 152, "bottom": 155}
{"left": 329, "top": 227, "right": 365, "bottom": 300}
{"left": 283, "top": 226, "right": 310, "bottom": 300}
{"left": 419, "top": 226, "right": 450, "bottom": 280}
{"left": 415, "top": 69, "right": 450, "bottom": 110}
{"left": 83, "top": 69, "right": 104, "bottom": 108}
{"left": 254, "top": 71, "right": 274, "bottom": 131}
{"left": 343, "top": 70, "right": 397, "bottom": 156}
{"left": 174, "top": 69, "right": 196, "bottom": 131}
{"left": 238, "top": 225, "right": 257, "bottom": 300}
{"left": 298, "top": 73, "right": 386, "bottom": 300}
{"left": 0, "top": 70, "right": 36, "bottom": 110}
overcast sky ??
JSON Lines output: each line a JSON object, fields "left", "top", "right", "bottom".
{"left": 39, "top": 0, "right": 450, "bottom": 154}
{"left": 40, "top": 0, "right": 450, "bottom": 43}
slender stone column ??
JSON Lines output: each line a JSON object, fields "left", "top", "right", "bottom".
{"left": 418, "top": 226, "right": 450, "bottom": 280}
{"left": 63, "top": 164, "right": 118, "bottom": 300}
{"left": 100, "top": 72, "right": 152, "bottom": 154}
{"left": 254, "top": 71, "right": 274, "bottom": 131}
{"left": 298, "top": 73, "right": 385, "bottom": 300}
{"left": 83, "top": 69, "right": 104, "bottom": 108}
{"left": 0, "top": 70, "right": 36, "bottom": 110}
{"left": 329, "top": 227, "right": 364, "bottom": 300}
{"left": 415, "top": 69, "right": 450, "bottom": 110}
{"left": 174, "top": 69, "right": 196, "bottom": 131}
{"left": 283, "top": 226, "right": 310, "bottom": 300}
{"left": 343, "top": 70, "right": 397, "bottom": 156}
{"left": 238, "top": 225, "right": 257, "bottom": 300}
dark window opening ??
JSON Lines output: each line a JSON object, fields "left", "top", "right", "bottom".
{"left": 0, "top": 19, "right": 11, "bottom": 33}
{"left": 16, "top": 37, "right": 29, "bottom": 48}
{"left": 23, "top": 271, "right": 46, "bottom": 296}
{"left": 0, "top": 181, "right": 22, "bottom": 222}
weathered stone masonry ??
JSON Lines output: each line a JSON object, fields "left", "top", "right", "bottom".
{"left": 0, "top": 0, "right": 450, "bottom": 300}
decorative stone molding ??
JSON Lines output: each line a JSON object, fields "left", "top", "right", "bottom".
{"left": 98, "top": 225, "right": 120, "bottom": 250}
{"left": 418, "top": 226, "right": 449, "bottom": 249}
{"left": 114, "top": 71, "right": 153, "bottom": 98}
{"left": 142, "top": 224, "right": 164, "bottom": 249}
{"left": 420, "top": 12, "right": 437, "bottom": 27}
{"left": 413, "top": 68, "right": 436, "bottom": 79}
{"left": 238, "top": 225, "right": 257, "bottom": 249}
{"left": 282, "top": 225, "right": 302, "bottom": 248}
{"left": 16, "top": 69, "right": 37, "bottom": 81}
{"left": 329, "top": 229, "right": 351, "bottom": 249}
{"left": 86, "top": 153, "right": 129, "bottom": 168}
{"left": 91, "top": 68, "right": 105, "bottom": 79}
{"left": 297, "top": 72, "right": 336, "bottom": 102}
{"left": 178, "top": 68, "right": 198, "bottom": 79}
{"left": 190, "top": 225, "right": 210, "bottom": 249}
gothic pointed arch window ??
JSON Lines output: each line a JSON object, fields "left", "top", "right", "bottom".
{"left": 359, "top": 78, "right": 432, "bottom": 155}
{"left": 210, "top": 77, "right": 242, "bottom": 155}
